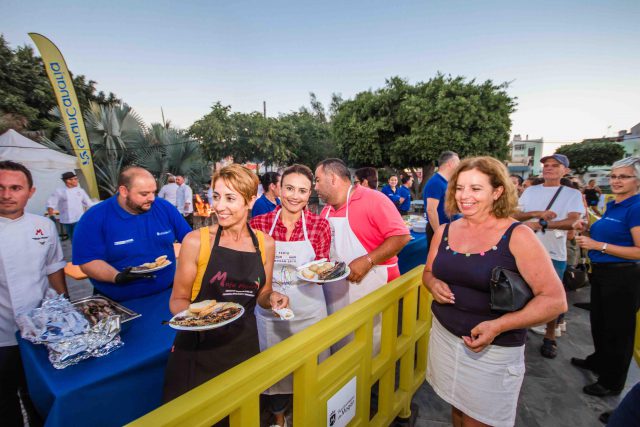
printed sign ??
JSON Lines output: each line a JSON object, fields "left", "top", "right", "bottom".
{"left": 327, "top": 376, "right": 356, "bottom": 427}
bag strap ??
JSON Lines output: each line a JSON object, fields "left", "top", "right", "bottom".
{"left": 191, "top": 227, "right": 212, "bottom": 301}
{"left": 545, "top": 186, "right": 564, "bottom": 211}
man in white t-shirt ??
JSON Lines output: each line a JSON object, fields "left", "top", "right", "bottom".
{"left": 157, "top": 175, "right": 179, "bottom": 207}
{"left": 47, "top": 171, "right": 93, "bottom": 241}
{"left": 514, "top": 154, "right": 584, "bottom": 358}
{"left": 1, "top": 160, "right": 67, "bottom": 426}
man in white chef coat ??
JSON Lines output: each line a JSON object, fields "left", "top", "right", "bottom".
{"left": 1, "top": 160, "right": 68, "bottom": 427}
{"left": 47, "top": 171, "right": 93, "bottom": 241}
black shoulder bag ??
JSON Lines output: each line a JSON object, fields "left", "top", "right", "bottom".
{"left": 490, "top": 266, "right": 534, "bottom": 312}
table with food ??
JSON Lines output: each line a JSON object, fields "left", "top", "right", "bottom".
{"left": 17, "top": 270, "right": 178, "bottom": 426}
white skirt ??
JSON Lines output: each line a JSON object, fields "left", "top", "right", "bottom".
{"left": 426, "top": 316, "right": 525, "bottom": 427}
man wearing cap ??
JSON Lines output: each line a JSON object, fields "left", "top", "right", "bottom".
{"left": 47, "top": 171, "right": 93, "bottom": 241}
{"left": 514, "top": 154, "right": 584, "bottom": 358}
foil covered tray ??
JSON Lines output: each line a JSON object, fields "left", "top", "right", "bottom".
{"left": 72, "top": 296, "right": 141, "bottom": 326}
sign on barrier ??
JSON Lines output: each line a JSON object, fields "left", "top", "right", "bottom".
{"left": 327, "top": 376, "right": 356, "bottom": 427}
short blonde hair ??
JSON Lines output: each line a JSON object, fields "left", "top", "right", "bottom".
{"left": 212, "top": 164, "right": 259, "bottom": 205}
{"left": 445, "top": 156, "right": 518, "bottom": 219}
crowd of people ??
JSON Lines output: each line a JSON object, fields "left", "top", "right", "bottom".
{"left": 0, "top": 148, "right": 638, "bottom": 426}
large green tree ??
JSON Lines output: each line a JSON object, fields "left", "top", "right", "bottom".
{"left": 555, "top": 141, "right": 625, "bottom": 174}
{"left": 332, "top": 74, "right": 517, "bottom": 169}
{"left": 189, "top": 102, "right": 297, "bottom": 169}
{"left": 0, "top": 35, "right": 119, "bottom": 135}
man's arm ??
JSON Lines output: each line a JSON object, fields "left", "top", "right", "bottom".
{"left": 547, "top": 212, "right": 582, "bottom": 230}
{"left": 184, "top": 186, "right": 193, "bottom": 211}
{"left": 426, "top": 198, "right": 441, "bottom": 230}
{"left": 47, "top": 269, "right": 68, "bottom": 296}
{"left": 348, "top": 234, "right": 411, "bottom": 282}
{"left": 80, "top": 260, "right": 119, "bottom": 283}
{"left": 46, "top": 190, "right": 59, "bottom": 214}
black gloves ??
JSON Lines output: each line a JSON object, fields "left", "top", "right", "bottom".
{"left": 114, "top": 267, "right": 154, "bottom": 284}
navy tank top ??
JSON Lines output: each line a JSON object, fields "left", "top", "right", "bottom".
{"left": 431, "top": 221, "right": 526, "bottom": 347}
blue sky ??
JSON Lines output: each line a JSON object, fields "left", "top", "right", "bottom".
{"left": 1, "top": 0, "right": 639, "bottom": 148}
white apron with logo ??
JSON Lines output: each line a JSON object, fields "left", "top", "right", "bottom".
{"left": 323, "top": 186, "right": 393, "bottom": 355}
{"left": 255, "top": 209, "right": 329, "bottom": 394}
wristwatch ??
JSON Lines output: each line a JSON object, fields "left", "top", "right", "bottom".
{"left": 600, "top": 243, "right": 608, "bottom": 254}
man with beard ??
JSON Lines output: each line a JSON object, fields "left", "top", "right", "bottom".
{"left": 73, "top": 167, "right": 191, "bottom": 301}
{"left": 315, "top": 159, "right": 410, "bottom": 353}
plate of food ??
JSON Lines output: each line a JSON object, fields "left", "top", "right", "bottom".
{"left": 130, "top": 255, "right": 172, "bottom": 274}
{"left": 166, "top": 300, "right": 245, "bottom": 331}
{"left": 297, "top": 261, "right": 350, "bottom": 283}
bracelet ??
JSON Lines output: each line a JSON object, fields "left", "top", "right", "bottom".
{"left": 601, "top": 243, "right": 608, "bottom": 254}
{"left": 366, "top": 255, "right": 375, "bottom": 267}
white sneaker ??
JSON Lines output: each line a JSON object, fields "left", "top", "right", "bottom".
{"left": 530, "top": 324, "right": 563, "bottom": 337}
{"left": 530, "top": 325, "right": 547, "bottom": 335}
{"left": 558, "top": 321, "right": 567, "bottom": 332}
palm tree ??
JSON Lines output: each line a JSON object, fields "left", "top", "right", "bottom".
{"left": 41, "top": 102, "right": 146, "bottom": 196}
{"left": 134, "top": 123, "right": 210, "bottom": 188}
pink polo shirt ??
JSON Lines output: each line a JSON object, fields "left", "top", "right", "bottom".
{"left": 321, "top": 185, "right": 409, "bottom": 281}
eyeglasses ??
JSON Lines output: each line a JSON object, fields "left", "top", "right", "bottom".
{"left": 608, "top": 174, "right": 636, "bottom": 180}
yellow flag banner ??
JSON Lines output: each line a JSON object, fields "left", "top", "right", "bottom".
{"left": 29, "top": 33, "right": 99, "bottom": 199}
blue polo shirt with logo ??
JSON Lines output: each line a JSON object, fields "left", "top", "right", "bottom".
{"left": 588, "top": 194, "right": 640, "bottom": 263}
{"left": 73, "top": 195, "right": 191, "bottom": 301}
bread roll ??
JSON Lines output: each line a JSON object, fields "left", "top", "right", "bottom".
{"left": 155, "top": 255, "right": 168, "bottom": 264}
{"left": 302, "top": 268, "right": 315, "bottom": 279}
{"left": 189, "top": 299, "right": 217, "bottom": 314}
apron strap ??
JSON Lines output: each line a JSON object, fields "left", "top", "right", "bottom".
{"left": 270, "top": 208, "right": 311, "bottom": 243}
{"left": 324, "top": 186, "right": 353, "bottom": 219}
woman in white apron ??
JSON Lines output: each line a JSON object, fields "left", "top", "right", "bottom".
{"left": 323, "top": 185, "right": 395, "bottom": 355}
{"left": 250, "top": 164, "right": 331, "bottom": 427}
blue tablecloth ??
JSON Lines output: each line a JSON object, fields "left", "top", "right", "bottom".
{"left": 398, "top": 231, "right": 428, "bottom": 274}
{"left": 19, "top": 288, "right": 176, "bottom": 427}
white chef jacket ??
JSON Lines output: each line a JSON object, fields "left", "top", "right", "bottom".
{"left": 0, "top": 213, "right": 66, "bottom": 346}
{"left": 176, "top": 184, "right": 193, "bottom": 214}
{"left": 47, "top": 186, "right": 93, "bottom": 224}
{"left": 158, "top": 182, "right": 179, "bottom": 207}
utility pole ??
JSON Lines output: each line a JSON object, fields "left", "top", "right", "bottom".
{"left": 263, "top": 101, "right": 267, "bottom": 118}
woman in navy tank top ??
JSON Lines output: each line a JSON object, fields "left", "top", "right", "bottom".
{"left": 422, "top": 157, "right": 567, "bottom": 427}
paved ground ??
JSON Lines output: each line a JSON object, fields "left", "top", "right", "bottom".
{"left": 59, "top": 240, "right": 639, "bottom": 426}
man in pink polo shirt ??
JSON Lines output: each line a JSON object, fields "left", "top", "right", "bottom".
{"left": 315, "top": 159, "right": 410, "bottom": 352}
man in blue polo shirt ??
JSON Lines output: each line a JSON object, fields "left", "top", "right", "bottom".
{"left": 423, "top": 151, "right": 459, "bottom": 242}
{"left": 397, "top": 175, "right": 413, "bottom": 215}
{"left": 73, "top": 166, "right": 191, "bottom": 301}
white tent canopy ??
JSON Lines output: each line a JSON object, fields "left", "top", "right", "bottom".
{"left": 0, "top": 129, "right": 83, "bottom": 215}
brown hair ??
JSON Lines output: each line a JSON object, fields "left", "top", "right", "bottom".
{"left": 281, "top": 164, "right": 314, "bottom": 186}
{"left": 0, "top": 160, "right": 33, "bottom": 188}
{"left": 444, "top": 156, "right": 518, "bottom": 219}
{"left": 212, "top": 164, "right": 259, "bottom": 205}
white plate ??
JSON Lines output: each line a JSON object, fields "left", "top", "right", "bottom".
{"left": 297, "top": 266, "right": 351, "bottom": 283}
{"left": 168, "top": 303, "right": 245, "bottom": 331}
{"left": 131, "top": 261, "right": 172, "bottom": 274}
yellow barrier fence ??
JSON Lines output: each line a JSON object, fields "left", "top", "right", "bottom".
{"left": 129, "top": 266, "right": 431, "bottom": 427}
